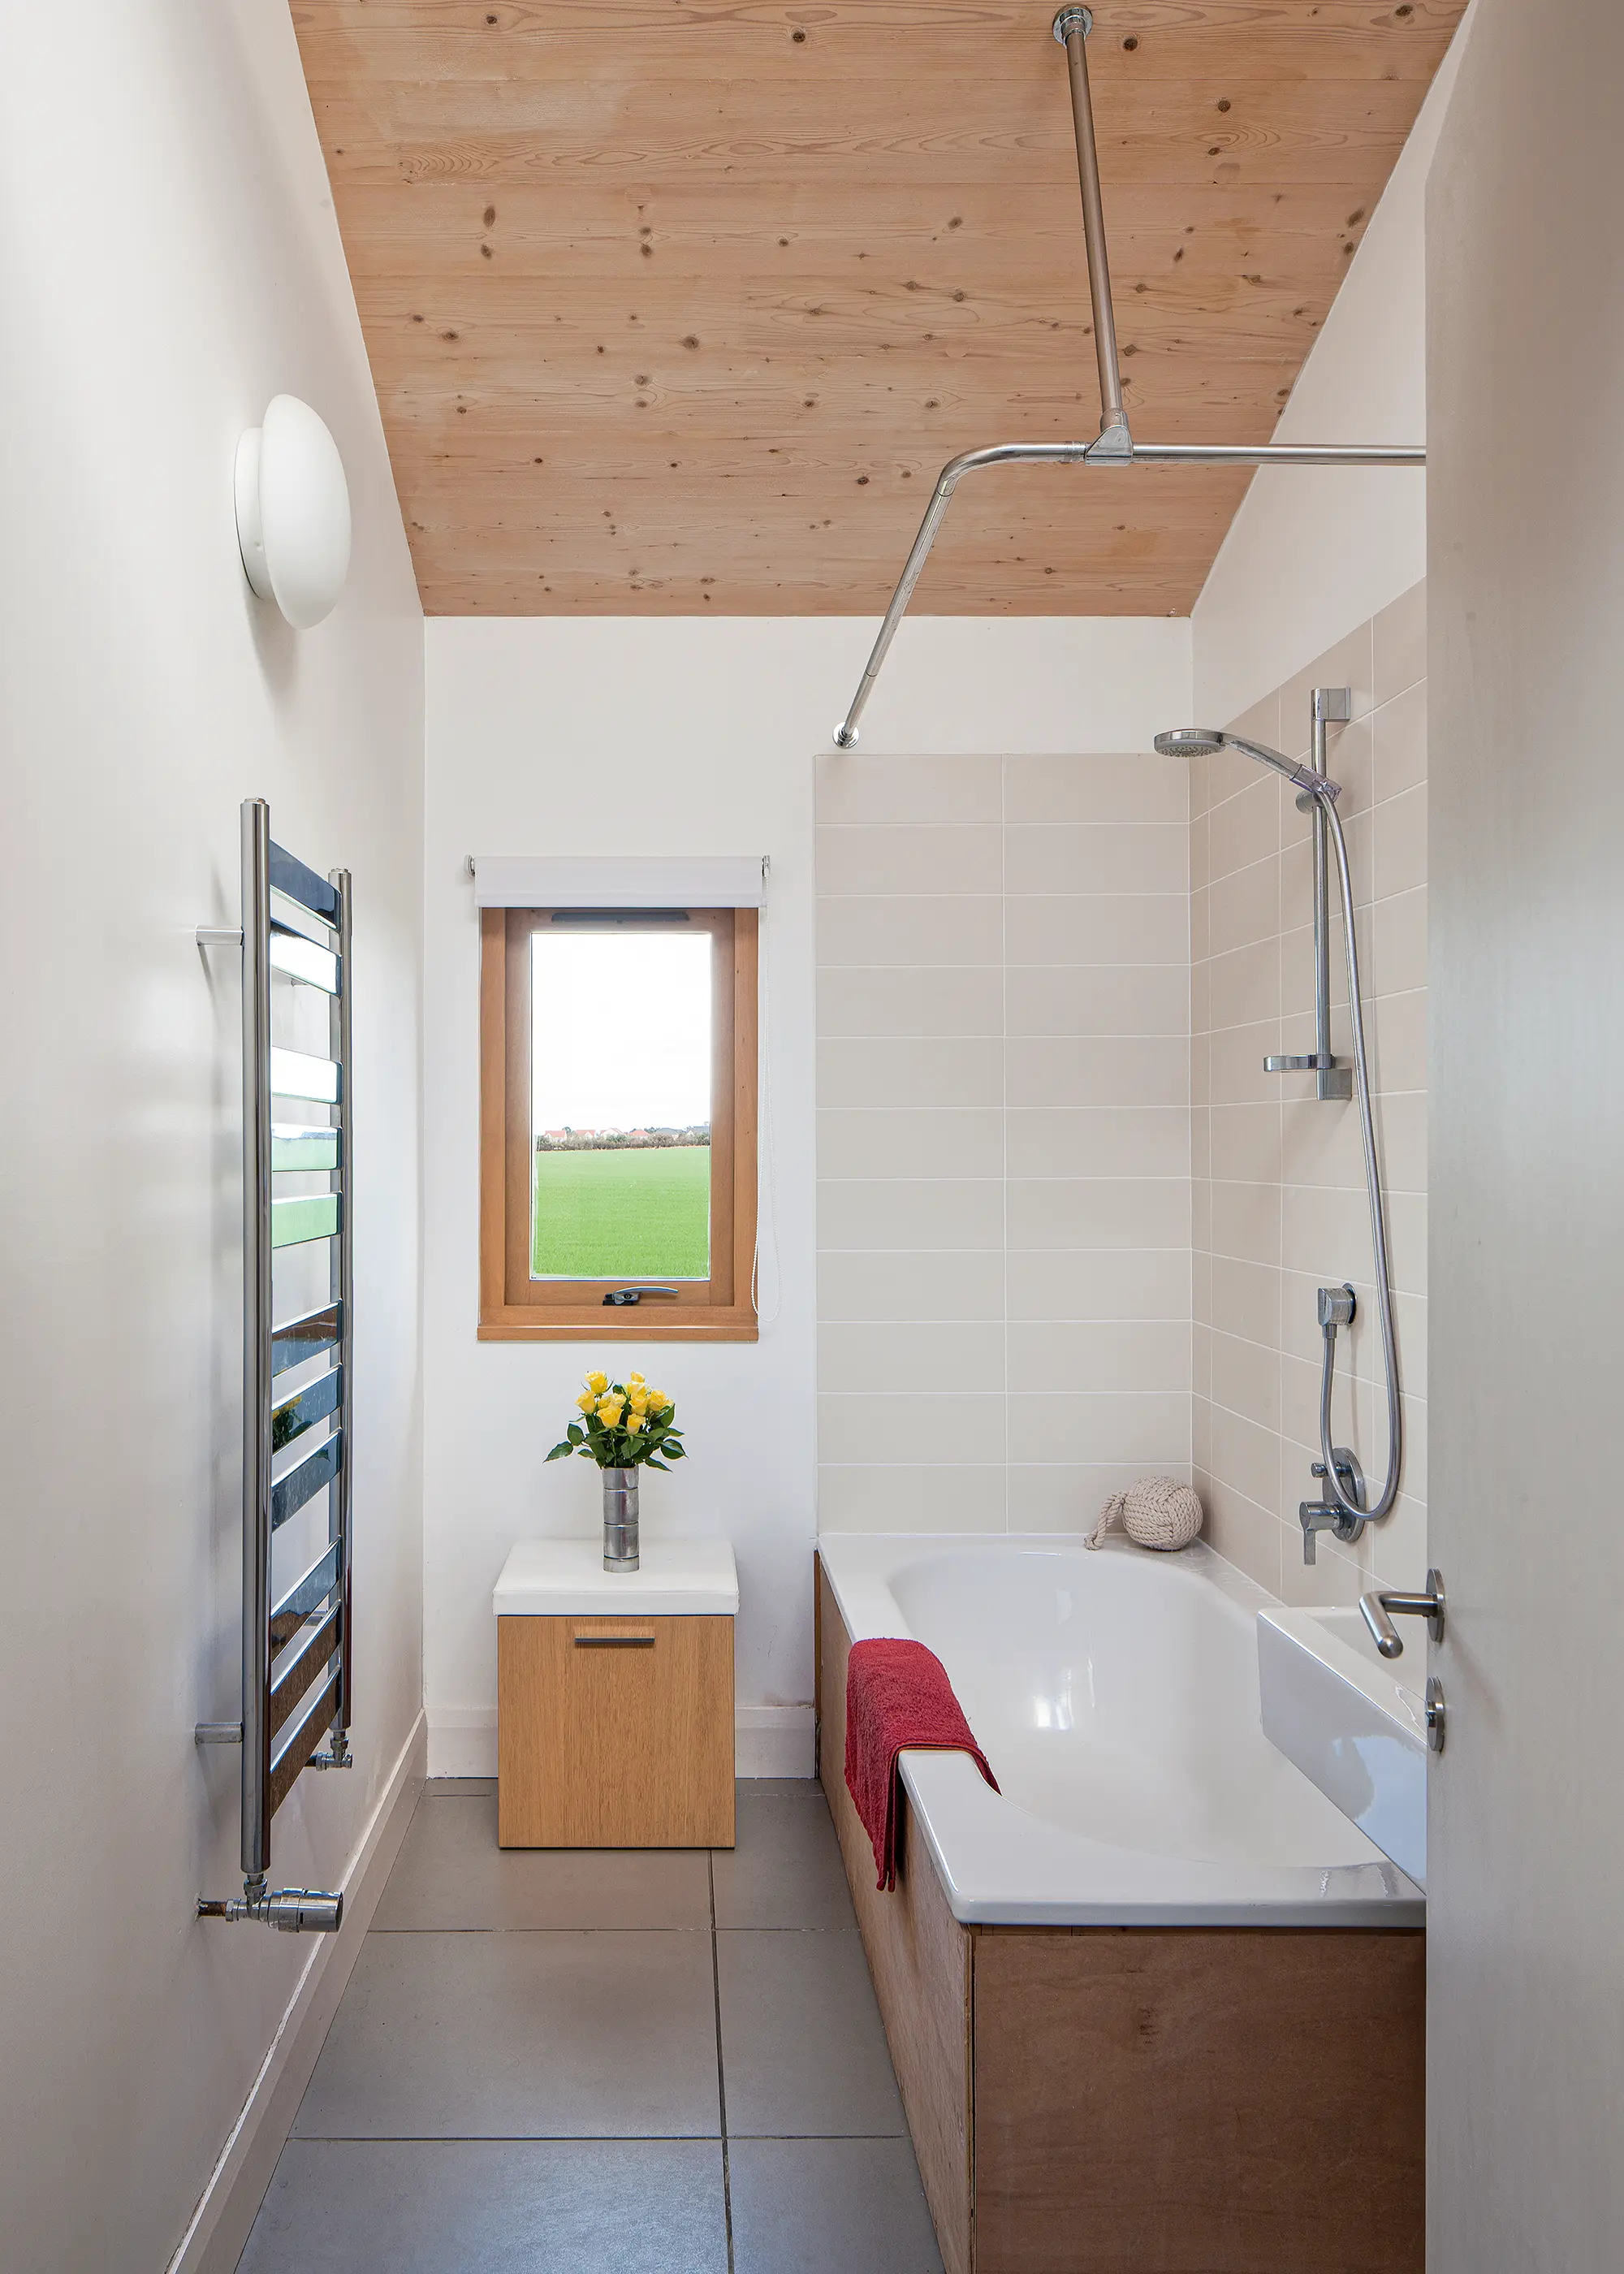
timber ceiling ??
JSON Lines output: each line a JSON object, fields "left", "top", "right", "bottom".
{"left": 292, "top": 2, "right": 1465, "bottom": 616}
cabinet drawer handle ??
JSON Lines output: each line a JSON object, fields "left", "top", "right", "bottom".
{"left": 572, "top": 1624, "right": 656, "bottom": 1647}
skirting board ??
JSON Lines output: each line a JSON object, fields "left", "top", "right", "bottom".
{"left": 429, "top": 1705, "right": 815, "bottom": 1779}
{"left": 163, "top": 1710, "right": 426, "bottom": 2274}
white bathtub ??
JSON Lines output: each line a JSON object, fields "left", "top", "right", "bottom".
{"left": 818, "top": 1533, "right": 1424, "bottom": 1928}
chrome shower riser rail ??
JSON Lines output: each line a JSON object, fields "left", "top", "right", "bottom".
{"left": 831, "top": 439, "right": 1427, "bottom": 746}
{"left": 197, "top": 798, "right": 352, "bottom": 1934}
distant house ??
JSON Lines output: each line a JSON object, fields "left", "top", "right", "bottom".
{"left": 535, "top": 1121, "right": 711, "bottom": 1152}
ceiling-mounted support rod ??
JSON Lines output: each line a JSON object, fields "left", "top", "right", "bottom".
{"left": 1053, "top": 8, "right": 1131, "bottom": 458}
{"left": 831, "top": 436, "right": 1423, "bottom": 747}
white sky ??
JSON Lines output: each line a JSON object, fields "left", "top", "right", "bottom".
{"left": 532, "top": 931, "right": 712, "bottom": 1132}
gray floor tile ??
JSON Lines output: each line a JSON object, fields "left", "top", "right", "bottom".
{"left": 293, "top": 1930, "right": 720, "bottom": 2140}
{"left": 238, "top": 2140, "right": 728, "bottom": 2273}
{"left": 422, "top": 1776, "right": 496, "bottom": 1796}
{"left": 730, "top": 2138, "right": 945, "bottom": 2274}
{"left": 712, "top": 1783, "right": 856, "bottom": 1930}
{"left": 717, "top": 1930, "right": 905, "bottom": 2138}
{"left": 374, "top": 1793, "right": 711, "bottom": 1930}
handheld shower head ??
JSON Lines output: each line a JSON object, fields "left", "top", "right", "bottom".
{"left": 1154, "top": 725, "right": 1337, "bottom": 800}
{"left": 1153, "top": 728, "right": 1225, "bottom": 759}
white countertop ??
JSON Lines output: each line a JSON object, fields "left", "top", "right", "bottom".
{"left": 493, "top": 1537, "right": 738, "bottom": 1618}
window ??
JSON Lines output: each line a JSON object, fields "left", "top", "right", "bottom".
{"left": 480, "top": 907, "right": 758, "bottom": 1340}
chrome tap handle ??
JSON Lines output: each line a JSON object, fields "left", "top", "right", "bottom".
{"left": 1359, "top": 1568, "right": 1446, "bottom": 1659}
{"left": 1298, "top": 1494, "right": 1364, "bottom": 1564}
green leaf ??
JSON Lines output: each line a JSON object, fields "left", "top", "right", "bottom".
{"left": 646, "top": 1458, "right": 670, "bottom": 1472}
{"left": 566, "top": 1423, "right": 584, "bottom": 1444}
{"left": 545, "top": 1442, "right": 575, "bottom": 1462}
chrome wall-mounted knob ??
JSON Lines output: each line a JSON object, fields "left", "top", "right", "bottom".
{"left": 1359, "top": 1568, "right": 1446, "bottom": 1659}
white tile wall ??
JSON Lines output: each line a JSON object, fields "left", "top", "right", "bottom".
{"left": 1191, "top": 581, "right": 1428, "bottom": 1602}
{"left": 814, "top": 594, "right": 1426, "bottom": 1586}
{"left": 814, "top": 753, "right": 1192, "bottom": 1534}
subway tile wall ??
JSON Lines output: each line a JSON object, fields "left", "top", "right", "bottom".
{"left": 814, "top": 753, "right": 1193, "bottom": 1533}
{"left": 1192, "top": 580, "right": 1427, "bottom": 1602}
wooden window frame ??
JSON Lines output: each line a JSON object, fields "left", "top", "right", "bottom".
{"left": 479, "top": 906, "right": 758, "bottom": 1342}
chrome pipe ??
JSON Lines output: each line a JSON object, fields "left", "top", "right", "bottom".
{"left": 197, "top": 1886, "right": 343, "bottom": 1933}
{"left": 328, "top": 865, "right": 354, "bottom": 1758}
{"left": 1128, "top": 442, "right": 1425, "bottom": 467}
{"left": 831, "top": 441, "right": 1424, "bottom": 748}
{"left": 240, "top": 798, "right": 274, "bottom": 1882}
{"left": 832, "top": 441, "right": 1091, "bottom": 745}
{"left": 1052, "top": 8, "right": 1129, "bottom": 452}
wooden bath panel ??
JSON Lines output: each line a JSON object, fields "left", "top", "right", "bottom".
{"left": 815, "top": 1559, "right": 1425, "bottom": 2274}
{"left": 818, "top": 1559, "right": 974, "bottom": 2274}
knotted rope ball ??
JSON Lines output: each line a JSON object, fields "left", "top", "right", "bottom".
{"left": 1086, "top": 1475, "right": 1203, "bottom": 1553}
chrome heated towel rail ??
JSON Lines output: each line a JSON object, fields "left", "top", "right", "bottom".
{"left": 197, "top": 798, "right": 352, "bottom": 1933}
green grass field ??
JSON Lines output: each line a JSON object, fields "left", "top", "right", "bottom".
{"left": 531, "top": 1146, "right": 710, "bottom": 1280}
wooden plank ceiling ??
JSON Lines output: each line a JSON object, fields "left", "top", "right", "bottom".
{"left": 292, "top": 1, "right": 1464, "bottom": 615}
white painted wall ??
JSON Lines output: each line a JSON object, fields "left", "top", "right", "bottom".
{"left": 1427, "top": 1, "right": 1624, "bottom": 2259}
{"left": 1192, "top": 10, "right": 1475, "bottom": 727}
{"left": 422, "top": 617, "right": 1190, "bottom": 1776}
{"left": 0, "top": 6, "right": 424, "bottom": 2268}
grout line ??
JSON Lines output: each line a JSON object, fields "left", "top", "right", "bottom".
{"left": 366, "top": 1923, "right": 715, "bottom": 1934}
{"left": 707, "top": 1854, "right": 736, "bottom": 2274}
{"left": 294, "top": 2133, "right": 731, "bottom": 2145}
{"left": 293, "top": 2131, "right": 910, "bottom": 2145}
{"left": 822, "top": 1032, "right": 1192, "bottom": 1043}
{"left": 817, "top": 959, "right": 1193, "bottom": 972}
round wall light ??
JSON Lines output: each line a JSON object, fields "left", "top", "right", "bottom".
{"left": 234, "top": 395, "right": 352, "bottom": 629}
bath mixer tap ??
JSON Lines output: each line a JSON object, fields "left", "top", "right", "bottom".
{"left": 1298, "top": 1448, "right": 1366, "bottom": 1563}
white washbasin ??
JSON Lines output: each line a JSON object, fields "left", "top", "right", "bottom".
{"left": 1256, "top": 1604, "right": 1428, "bottom": 1889}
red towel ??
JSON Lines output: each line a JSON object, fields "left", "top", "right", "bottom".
{"left": 844, "top": 1637, "right": 1000, "bottom": 1891}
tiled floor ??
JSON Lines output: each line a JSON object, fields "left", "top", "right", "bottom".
{"left": 239, "top": 1779, "right": 944, "bottom": 2272}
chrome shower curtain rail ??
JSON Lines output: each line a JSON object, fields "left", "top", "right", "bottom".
{"left": 831, "top": 8, "right": 1425, "bottom": 750}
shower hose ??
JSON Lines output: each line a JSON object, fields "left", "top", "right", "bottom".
{"left": 1311, "top": 785, "right": 1403, "bottom": 1524}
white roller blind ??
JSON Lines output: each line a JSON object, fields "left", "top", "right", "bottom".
{"left": 471, "top": 855, "right": 767, "bottom": 910}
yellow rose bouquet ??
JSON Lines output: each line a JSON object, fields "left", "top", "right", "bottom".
{"left": 546, "top": 1370, "right": 686, "bottom": 1472}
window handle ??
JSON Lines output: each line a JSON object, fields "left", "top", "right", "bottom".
{"left": 602, "top": 1286, "right": 680, "bottom": 1307}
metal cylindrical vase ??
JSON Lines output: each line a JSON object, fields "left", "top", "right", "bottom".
{"left": 603, "top": 1468, "right": 640, "bottom": 1571}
